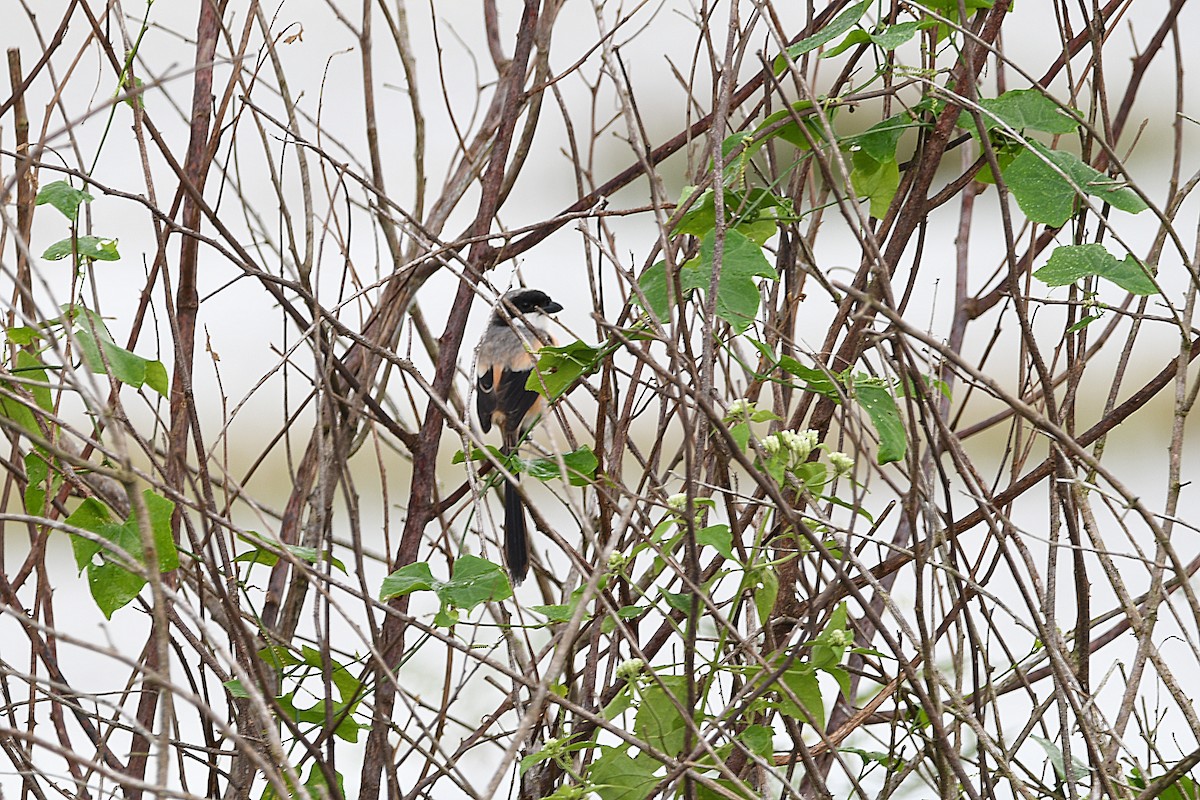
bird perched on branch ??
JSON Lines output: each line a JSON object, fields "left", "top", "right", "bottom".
{"left": 475, "top": 288, "right": 562, "bottom": 583}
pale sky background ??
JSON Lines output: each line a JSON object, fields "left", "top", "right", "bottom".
{"left": 1, "top": 1, "right": 1197, "bottom": 796}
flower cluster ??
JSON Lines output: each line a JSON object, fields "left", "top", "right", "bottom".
{"left": 666, "top": 493, "right": 689, "bottom": 514}
{"left": 761, "top": 428, "right": 819, "bottom": 467}
{"left": 724, "top": 397, "right": 756, "bottom": 422}
{"left": 616, "top": 658, "right": 645, "bottom": 682}
{"left": 828, "top": 451, "right": 855, "bottom": 476}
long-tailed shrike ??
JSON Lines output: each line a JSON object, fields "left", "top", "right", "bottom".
{"left": 475, "top": 288, "right": 562, "bottom": 583}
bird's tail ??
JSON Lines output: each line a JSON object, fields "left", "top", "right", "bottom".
{"left": 502, "top": 433, "right": 529, "bottom": 584}
{"left": 504, "top": 480, "right": 529, "bottom": 584}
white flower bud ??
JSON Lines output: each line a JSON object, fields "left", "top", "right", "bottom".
{"left": 829, "top": 451, "right": 855, "bottom": 476}
{"left": 725, "top": 398, "right": 754, "bottom": 420}
{"left": 666, "top": 493, "right": 688, "bottom": 513}
{"left": 828, "top": 629, "right": 851, "bottom": 647}
{"left": 780, "top": 429, "right": 819, "bottom": 463}
{"left": 616, "top": 658, "right": 645, "bottom": 682}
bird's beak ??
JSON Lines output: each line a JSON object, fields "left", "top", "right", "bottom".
{"left": 543, "top": 301, "right": 564, "bottom": 313}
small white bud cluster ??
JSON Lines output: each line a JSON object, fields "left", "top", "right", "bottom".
{"left": 616, "top": 658, "right": 645, "bottom": 682}
{"left": 828, "top": 451, "right": 855, "bottom": 476}
{"left": 762, "top": 428, "right": 819, "bottom": 467}
{"left": 666, "top": 493, "right": 689, "bottom": 513}
{"left": 724, "top": 397, "right": 755, "bottom": 421}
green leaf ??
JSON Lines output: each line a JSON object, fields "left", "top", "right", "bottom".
{"left": 795, "top": 461, "right": 828, "bottom": 491}
{"left": 1128, "top": 769, "right": 1200, "bottom": 800}
{"left": 778, "top": 356, "right": 839, "bottom": 397}
{"left": 810, "top": 603, "right": 850, "bottom": 671}
{"left": 778, "top": 663, "right": 824, "bottom": 726}
{"left": 1003, "top": 141, "right": 1147, "bottom": 226}
{"left": 675, "top": 186, "right": 793, "bottom": 240}
{"left": 848, "top": 114, "right": 910, "bottom": 163}
{"left": 825, "top": 665, "right": 852, "bottom": 700}
{"left": 379, "top": 562, "right": 437, "bottom": 601}
{"left": 739, "top": 724, "right": 775, "bottom": 756}
{"left": 975, "top": 145, "right": 1019, "bottom": 184}
{"left": 718, "top": 131, "right": 757, "bottom": 181}
{"left": 233, "top": 549, "right": 278, "bottom": 567}
{"left": 65, "top": 498, "right": 116, "bottom": 570}
{"left": 36, "top": 180, "right": 94, "bottom": 222}
{"left": 729, "top": 421, "right": 751, "bottom": 452}
{"left": 826, "top": 20, "right": 926, "bottom": 57}
{"left": 851, "top": 379, "right": 906, "bottom": 464}
{"left": 603, "top": 685, "right": 635, "bottom": 720}
{"left": 6, "top": 326, "right": 40, "bottom": 346}
{"left": 144, "top": 359, "right": 169, "bottom": 397}
{"left": 752, "top": 102, "right": 831, "bottom": 151}
{"left": 774, "top": 1, "right": 869, "bottom": 71}
{"left": 257, "top": 645, "right": 302, "bottom": 670}
{"left": 696, "top": 524, "right": 735, "bottom": 562}
{"left": 820, "top": 28, "right": 871, "bottom": 59}
{"left": 635, "top": 675, "right": 691, "bottom": 757}
{"left": 526, "top": 445, "right": 598, "bottom": 486}
{"left": 1001, "top": 146, "right": 1076, "bottom": 226}
{"left": 433, "top": 606, "right": 459, "bottom": 628}
{"left": 303, "top": 764, "right": 345, "bottom": 800}
{"left": 660, "top": 590, "right": 693, "bottom": 614}
{"left": 589, "top": 747, "right": 660, "bottom": 800}
{"left": 761, "top": 450, "right": 789, "bottom": 487}
{"left": 1033, "top": 243, "right": 1157, "bottom": 296}
{"left": 637, "top": 260, "right": 672, "bottom": 323}
{"left": 752, "top": 566, "right": 779, "bottom": 625}
{"left": 867, "top": 19, "right": 924, "bottom": 50}
{"left": 284, "top": 692, "right": 363, "bottom": 744}
{"left": 615, "top": 605, "right": 645, "bottom": 621}
{"left": 920, "top": 0, "right": 999, "bottom": 42}
{"left": 840, "top": 746, "right": 904, "bottom": 769}
{"left": 673, "top": 187, "right": 720, "bottom": 238}
{"left": 299, "top": 645, "right": 361, "bottom": 703}
{"left": 64, "top": 490, "right": 178, "bottom": 617}
{"left": 529, "top": 603, "right": 571, "bottom": 622}
{"left": 530, "top": 588, "right": 587, "bottom": 623}
{"left": 850, "top": 149, "right": 900, "bottom": 219}
{"left": 683, "top": 229, "right": 779, "bottom": 334}
{"left": 437, "top": 554, "right": 513, "bottom": 610}
{"left": 0, "top": 389, "right": 38, "bottom": 436}
{"left": 23, "top": 451, "right": 52, "bottom": 517}
{"left": 42, "top": 235, "right": 120, "bottom": 262}
{"left": 1067, "top": 314, "right": 1102, "bottom": 333}
{"left": 76, "top": 329, "right": 145, "bottom": 384}
{"left": 140, "top": 489, "right": 180, "bottom": 572}
{"left": 0, "top": 351, "right": 53, "bottom": 440}
{"left": 88, "top": 561, "right": 146, "bottom": 619}
{"left": 15, "top": 351, "right": 53, "bottom": 412}
{"left": 284, "top": 545, "right": 347, "bottom": 574}
{"left": 72, "top": 312, "right": 168, "bottom": 395}
{"left": 451, "top": 444, "right": 504, "bottom": 465}
{"left": 520, "top": 743, "right": 590, "bottom": 777}
{"left": 526, "top": 340, "right": 604, "bottom": 400}
{"left": 1031, "top": 735, "right": 1090, "bottom": 783}
{"left": 973, "top": 89, "right": 1080, "bottom": 136}
{"left": 120, "top": 74, "right": 146, "bottom": 110}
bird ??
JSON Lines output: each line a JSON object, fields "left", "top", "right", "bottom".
{"left": 475, "top": 288, "right": 563, "bottom": 584}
